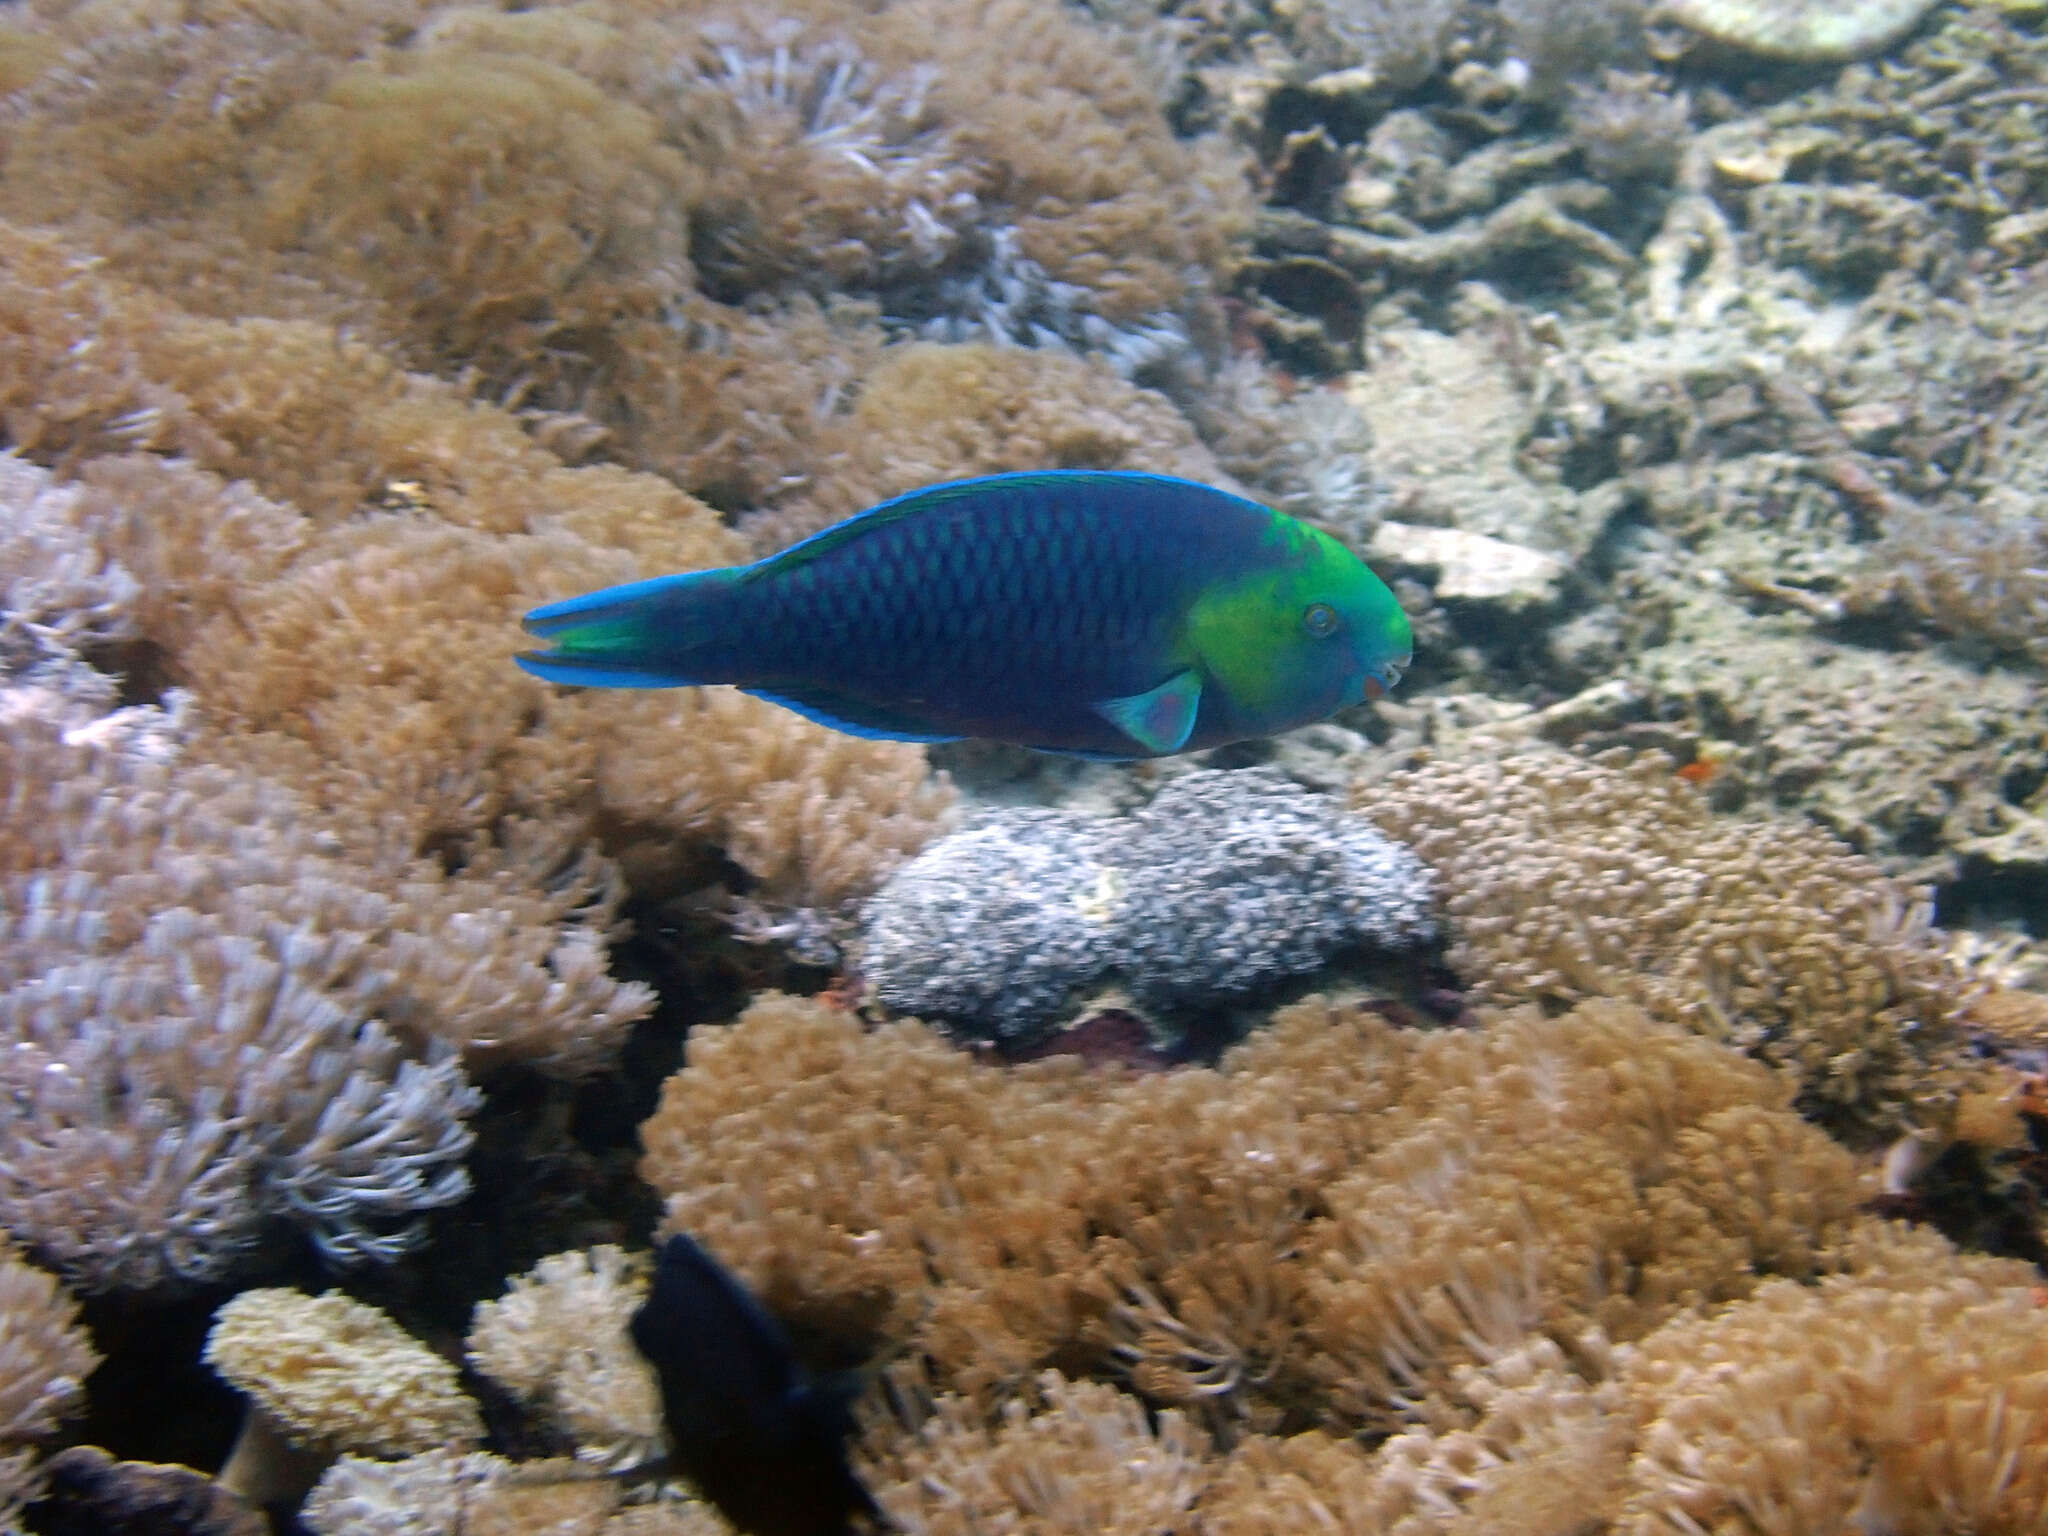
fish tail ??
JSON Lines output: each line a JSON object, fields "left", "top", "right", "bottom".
{"left": 517, "top": 568, "right": 745, "bottom": 689}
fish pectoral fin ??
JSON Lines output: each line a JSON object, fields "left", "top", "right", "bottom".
{"left": 1093, "top": 670, "right": 1202, "bottom": 755}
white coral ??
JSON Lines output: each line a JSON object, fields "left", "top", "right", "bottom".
{"left": 467, "top": 1246, "right": 666, "bottom": 1470}
{"left": 0, "top": 453, "right": 138, "bottom": 673}
{"left": 0, "top": 680, "right": 487, "bottom": 1288}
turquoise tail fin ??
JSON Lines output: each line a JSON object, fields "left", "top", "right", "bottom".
{"left": 517, "top": 569, "right": 741, "bottom": 689}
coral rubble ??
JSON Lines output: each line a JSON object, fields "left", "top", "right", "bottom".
{"left": 1658, "top": 0, "right": 1946, "bottom": 61}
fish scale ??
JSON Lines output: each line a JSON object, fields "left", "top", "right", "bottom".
{"left": 518, "top": 470, "right": 1411, "bottom": 757}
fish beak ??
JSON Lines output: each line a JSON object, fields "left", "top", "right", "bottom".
{"left": 1361, "top": 657, "right": 1405, "bottom": 701}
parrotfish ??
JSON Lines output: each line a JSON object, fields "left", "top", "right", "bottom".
{"left": 631, "top": 1233, "right": 878, "bottom": 1536}
{"left": 518, "top": 470, "right": 1411, "bottom": 758}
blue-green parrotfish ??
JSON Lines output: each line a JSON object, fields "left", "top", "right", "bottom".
{"left": 517, "top": 470, "right": 1412, "bottom": 758}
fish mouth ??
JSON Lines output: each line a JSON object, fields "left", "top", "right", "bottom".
{"left": 1360, "top": 656, "right": 1407, "bottom": 701}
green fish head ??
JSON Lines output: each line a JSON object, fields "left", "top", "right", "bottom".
{"left": 1186, "top": 517, "right": 1412, "bottom": 733}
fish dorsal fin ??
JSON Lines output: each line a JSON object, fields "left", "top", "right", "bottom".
{"left": 747, "top": 471, "right": 1227, "bottom": 580}
{"left": 746, "top": 476, "right": 1005, "bottom": 579}
{"left": 1093, "top": 670, "right": 1202, "bottom": 755}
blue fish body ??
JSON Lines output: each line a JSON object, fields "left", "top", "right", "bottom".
{"left": 519, "top": 471, "right": 1411, "bottom": 758}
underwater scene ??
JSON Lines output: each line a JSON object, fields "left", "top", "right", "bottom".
{"left": 2, "top": 0, "right": 2048, "bottom": 1530}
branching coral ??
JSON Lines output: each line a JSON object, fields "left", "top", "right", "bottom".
{"left": 1361, "top": 746, "right": 1978, "bottom": 1141}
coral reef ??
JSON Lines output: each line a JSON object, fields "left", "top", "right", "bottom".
{"left": 1500, "top": 0, "right": 1646, "bottom": 102}
{"left": 466, "top": 1246, "right": 664, "bottom": 1470}
{"left": 640, "top": 990, "right": 1869, "bottom": 1436}
{"left": 0, "top": 216, "right": 957, "bottom": 910}
{"left": 1288, "top": 0, "right": 1462, "bottom": 93}
{"left": 624, "top": 988, "right": 2048, "bottom": 1533}
{"left": 301, "top": 1450, "right": 727, "bottom": 1536}
{"left": 734, "top": 339, "right": 1227, "bottom": 555}
{"left": 204, "top": 1289, "right": 481, "bottom": 1461}
{"left": 1851, "top": 490, "right": 2048, "bottom": 667}
{"left": 0, "top": 1249, "right": 95, "bottom": 1524}
{"left": 1615, "top": 615, "right": 2048, "bottom": 889}
{"left": 871, "top": 1371, "right": 1209, "bottom": 1535}
{"left": 1565, "top": 71, "right": 1691, "bottom": 187}
{"left": 0, "top": 455, "right": 140, "bottom": 675}
{"left": 1614, "top": 1221, "right": 2048, "bottom": 1534}
{"left": 0, "top": 679, "right": 490, "bottom": 1287}
{"left": 860, "top": 770, "right": 1436, "bottom": 1047}
{"left": 0, "top": 0, "right": 2042, "bottom": 1521}
{"left": 0, "top": 0, "right": 1247, "bottom": 495}
{"left": 1361, "top": 745, "right": 1978, "bottom": 1141}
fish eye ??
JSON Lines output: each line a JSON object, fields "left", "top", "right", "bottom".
{"left": 1303, "top": 602, "right": 1339, "bottom": 638}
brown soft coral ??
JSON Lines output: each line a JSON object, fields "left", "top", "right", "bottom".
{"left": 1363, "top": 746, "right": 1979, "bottom": 1143}
{"left": 738, "top": 341, "right": 1230, "bottom": 554}
{"left": 1198, "top": 1337, "right": 1632, "bottom": 1536}
{"left": 907, "top": 0, "right": 1247, "bottom": 328}
{"left": 0, "top": 1248, "right": 95, "bottom": 1526}
{"left": 1615, "top": 1220, "right": 2048, "bottom": 1536}
{"left": 1293, "top": 1001, "right": 1866, "bottom": 1431}
{"left": 193, "top": 519, "right": 952, "bottom": 910}
{"left": 0, "top": 679, "right": 568, "bottom": 1284}
{"left": 868, "top": 1371, "right": 1209, "bottom": 1536}
{"left": 676, "top": 0, "right": 1246, "bottom": 329}
{"left": 205, "top": 1288, "right": 482, "bottom": 1464}
{"left": 640, "top": 992, "right": 1868, "bottom": 1439}
{"left": 0, "top": 218, "right": 955, "bottom": 910}
{"left": 465, "top": 1246, "right": 665, "bottom": 1470}
{"left": 0, "top": 0, "right": 1245, "bottom": 517}
{"left": 249, "top": 41, "right": 693, "bottom": 411}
